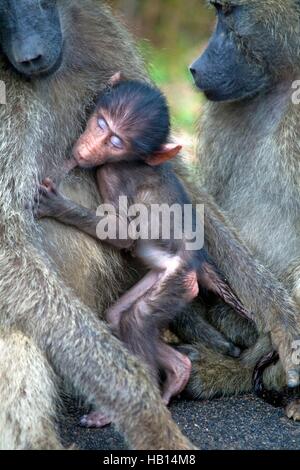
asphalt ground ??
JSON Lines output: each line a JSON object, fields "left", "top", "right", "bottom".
{"left": 60, "top": 394, "right": 300, "bottom": 450}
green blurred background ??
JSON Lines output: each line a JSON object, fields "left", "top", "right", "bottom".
{"left": 108, "top": 1, "right": 215, "bottom": 152}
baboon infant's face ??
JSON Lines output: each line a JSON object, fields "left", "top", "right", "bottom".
{"left": 73, "top": 111, "right": 131, "bottom": 169}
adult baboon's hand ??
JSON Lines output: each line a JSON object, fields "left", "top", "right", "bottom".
{"left": 271, "top": 326, "right": 300, "bottom": 388}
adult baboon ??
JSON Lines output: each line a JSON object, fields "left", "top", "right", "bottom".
{"left": 186, "top": 0, "right": 300, "bottom": 419}
{"left": 0, "top": 0, "right": 299, "bottom": 450}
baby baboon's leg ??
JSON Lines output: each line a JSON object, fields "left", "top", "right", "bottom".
{"left": 0, "top": 331, "right": 61, "bottom": 450}
{"left": 81, "top": 269, "right": 192, "bottom": 427}
{"left": 81, "top": 271, "right": 161, "bottom": 430}
{"left": 119, "top": 265, "right": 198, "bottom": 402}
{"left": 106, "top": 271, "right": 160, "bottom": 332}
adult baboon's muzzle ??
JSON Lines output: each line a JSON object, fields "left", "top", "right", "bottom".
{"left": 0, "top": 0, "right": 63, "bottom": 78}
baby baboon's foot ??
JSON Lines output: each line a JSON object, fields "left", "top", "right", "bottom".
{"left": 34, "top": 177, "right": 62, "bottom": 219}
{"left": 162, "top": 352, "right": 192, "bottom": 405}
{"left": 80, "top": 411, "right": 111, "bottom": 429}
{"left": 286, "top": 399, "right": 300, "bottom": 421}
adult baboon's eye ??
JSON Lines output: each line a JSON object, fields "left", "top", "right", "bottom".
{"left": 222, "top": 2, "right": 234, "bottom": 16}
{"left": 211, "top": 1, "right": 222, "bottom": 12}
{"left": 211, "top": 1, "right": 234, "bottom": 16}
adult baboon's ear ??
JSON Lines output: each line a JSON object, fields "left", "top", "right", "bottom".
{"left": 108, "top": 71, "right": 124, "bottom": 87}
{"left": 146, "top": 144, "right": 182, "bottom": 166}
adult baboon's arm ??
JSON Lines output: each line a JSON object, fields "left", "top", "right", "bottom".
{"left": 199, "top": 190, "right": 300, "bottom": 388}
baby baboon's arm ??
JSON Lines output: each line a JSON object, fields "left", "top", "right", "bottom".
{"left": 35, "top": 178, "right": 133, "bottom": 250}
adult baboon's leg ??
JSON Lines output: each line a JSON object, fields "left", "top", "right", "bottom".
{"left": 201, "top": 190, "right": 300, "bottom": 387}
{"left": 2, "top": 246, "right": 194, "bottom": 450}
{"left": 0, "top": 331, "right": 62, "bottom": 450}
{"left": 281, "top": 259, "right": 300, "bottom": 308}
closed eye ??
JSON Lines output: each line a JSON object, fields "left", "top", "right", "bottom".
{"left": 98, "top": 117, "right": 109, "bottom": 131}
{"left": 110, "top": 135, "right": 124, "bottom": 150}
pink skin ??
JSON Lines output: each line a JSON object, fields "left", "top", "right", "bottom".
{"left": 72, "top": 112, "right": 127, "bottom": 169}
{"left": 184, "top": 271, "right": 200, "bottom": 302}
{"left": 80, "top": 412, "right": 112, "bottom": 429}
{"left": 106, "top": 271, "right": 160, "bottom": 331}
{"left": 159, "top": 345, "right": 192, "bottom": 406}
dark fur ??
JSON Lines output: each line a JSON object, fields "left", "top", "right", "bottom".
{"left": 98, "top": 80, "right": 170, "bottom": 158}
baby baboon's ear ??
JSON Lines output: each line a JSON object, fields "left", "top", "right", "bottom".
{"left": 146, "top": 144, "right": 182, "bottom": 166}
{"left": 108, "top": 71, "right": 124, "bottom": 87}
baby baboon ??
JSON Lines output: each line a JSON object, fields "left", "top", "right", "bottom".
{"left": 34, "top": 76, "right": 251, "bottom": 414}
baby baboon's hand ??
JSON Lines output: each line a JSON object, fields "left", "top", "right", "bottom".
{"left": 33, "top": 178, "right": 62, "bottom": 219}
